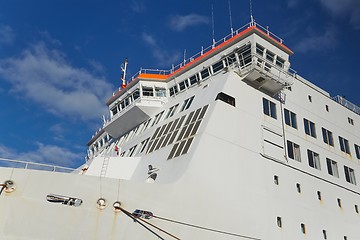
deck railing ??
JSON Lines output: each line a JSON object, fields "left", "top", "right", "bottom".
{"left": 332, "top": 96, "right": 360, "bottom": 116}
{"left": 0, "top": 157, "right": 81, "bottom": 174}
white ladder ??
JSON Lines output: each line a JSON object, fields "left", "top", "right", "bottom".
{"left": 100, "top": 156, "right": 110, "bottom": 177}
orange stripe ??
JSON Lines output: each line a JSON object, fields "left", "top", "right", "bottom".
{"left": 138, "top": 73, "right": 168, "bottom": 80}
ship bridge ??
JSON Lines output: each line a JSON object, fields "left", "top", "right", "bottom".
{"left": 104, "top": 71, "right": 169, "bottom": 139}
{"left": 92, "top": 20, "right": 297, "bottom": 147}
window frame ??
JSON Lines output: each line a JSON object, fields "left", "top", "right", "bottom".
{"left": 284, "top": 108, "right": 297, "bottom": 129}
{"left": 326, "top": 158, "right": 339, "bottom": 178}
{"left": 263, "top": 98, "right": 277, "bottom": 119}
{"left": 322, "top": 128, "right": 334, "bottom": 146}
{"left": 344, "top": 166, "right": 356, "bottom": 185}
{"left": 304, "top": 118, "right": 316, "bottom": 138}
{"left": 287, "top": 140, "right": 301, "bottom": 162}
{"left": 339, "top": 136, "right": 351, "bottom": 154}
{"left": 307, "top": 149, "right": 321, "bottom": 170}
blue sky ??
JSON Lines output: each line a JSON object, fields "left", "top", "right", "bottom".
{"left": 0, "top": 0, "right": 359, "bottom": 168}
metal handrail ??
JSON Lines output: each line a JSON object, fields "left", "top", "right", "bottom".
{"left": 332, "top": 96, "right": 360, "bottom": 115}
{"left": 0, "top": 157, "right": 80, "bottom": 173}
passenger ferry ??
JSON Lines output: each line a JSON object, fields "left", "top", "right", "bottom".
{"left": 0, "top": 19, "right": 359, "bottom": 239}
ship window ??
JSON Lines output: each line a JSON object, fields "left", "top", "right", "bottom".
{"left": 256, "top": 44, "right": 264, "bottom": 57}
{"left": 296, "top": 183, "right": 301, "bottom": 193}
{"left": 165, "top": 104, "right": 179, "bottom": 119}
{"left": 200, "top": 68, "right": 210, "bottom": 80}
{"left": 284, "top": 109, "right": 297, "bottom": 129}
{"left": 133, "top": 89, "right": 140, "bottom": 100}
{"left": 344, "top": 236, "right": 347, "bottom": 240}
{"left": 308, "top": 95, "right": 312, "bottom": 102}
{"left": 155, "top": 87, "right": 166, "bottom": 97}
{"left": 326, "top": 158, "right": 339, "bottom": 178}
{"left": 348, "top": 117, "right": 354, "bottom": 125}
{"left": 304, "top": 119, "right": 316, "bottom": 138}
{"left": 263, "top": 98, "right": 277, "bottom": 119}
{"left": 344, "top": 166, "right": 356, "bottom": 185}
{"left": 238, "top": 44, "right": 252, "bottom": 66}
{"left": 142, "top": 86, "right": 153, "bottom": 96}
{"left": 216, "top": 92, "right": 235, "bottom": 107}
{"left": 152, "top": 111, "right": 164, "bottom": 127}
{"left": 317, "top": 191, "right": 322, "bottom": 200}
{"left": 300, "top": 223, "right": 306, "bottom": 234}
{"left": 322, "top": 128, "right": 334, "bottom": 146}
{"left": 339, "top": 136, "right": 351, "bottom": 154}
{"left": 169, "top": 85, "right": 178, "bottom": 96}
{"left": 274, "top": 175, "right": 279, "bottom": 185}
{"left": 179, "top": 80, "right": 187, "bottom": 91}
{"left": 287, "top": 140, "right": 301, "bottom": 162}
{"left": 266, "top": 50, "right": 275, "bottom": 63}
{"left": 325, "top": 105, "right": 329, "bottom": 112}
{"left": 276, "top": 216, "right": 282, "bottom": 228}
{"left": 264, "top": 63, "right": 271, "bottom": 72}
{"left": 275, "top": 56, "right": 285, "bottom": 68}
{"left": 355, "top": 144, "right": 360, "bottom": 159}
{"left": 337, "top": 198, "right": 342, "bottom": 208}
{"left": 307, "top": 149, "right": 321, "bottom": 170}
{"left": 355, "top": 204, "right": 359, "bottom": 213}
{"left": 111, "top": 106, "right": 118, "bottom": 116}
{"left": 212, "top": 60, "right": 224, "bottom": 74}
{"left": 180, "top": 96, "right": 195, "bottom": 112}
{"left": 189, "top": 74, "right": 199, "bottom": 85}
{"left": 323, "top": 230, "right": 327, "bottom": 239}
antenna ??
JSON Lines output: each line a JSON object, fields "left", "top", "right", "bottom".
{"left": 250, "top": 0, "right": 255, "bottom": 26}
{"left": 211, "top": 3, "right": 215, "bottom": 48}
{"left": 120, "top": 58, "right": 128, "bottom": 89}
{"left": 228, "top": 0, "right": 234, "bottom": 35}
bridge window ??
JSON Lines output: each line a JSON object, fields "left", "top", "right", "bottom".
{"left": 200, "top": 68, "right": 210, "bottom": 80}
{"left": 155, "top": 87, "right": 166, "bottom": 97}
{"left": 212, "top": 60, "right": 224, "bottom": 74}
{"left": 142, "top": 86, "right": 153, "bottom": 96}
{"left": 266, "top": 50, "right": 275, "bottom": 63}
{"left": 256, "top": 43, "right": 264, "bottom": 57}
{"left": 276, "top": 56, "right": 285, "bottom": 68}
{"left": 189, "top": 74, "right": 199, "bottom": 85}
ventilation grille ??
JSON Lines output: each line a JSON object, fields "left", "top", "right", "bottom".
{"left": 167, "top": 105, "right": 208, "bottom": 159}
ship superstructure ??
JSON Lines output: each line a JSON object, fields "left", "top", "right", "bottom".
{"left": 0, "top": 20, "right": 359, "bottom": 239}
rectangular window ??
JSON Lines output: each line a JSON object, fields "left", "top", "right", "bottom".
{"left": 304, "top": 119, "right": 316, "bottom": 138}
{"left": 326, "top": 158, "right": 339, "bottom": 178}
{"left": 344, "top": 166, "right": 356, "bottom": 185}
{"left": 155, "top": 87, "right": 166, "bottom": 97}
{"left": 266, "top": 50, "right": 275, "bottom": 62}
{"left": 165, "top": 104, "right": 179, "bottom": 119}
{"left": 307, "top": 149, "right": 321, "bottom": 170}
{"left": 339, "top": 136, "right": 351, "bottom": 154}
{"left": 275, "top": 56, "right": 285, "bottom": 68}
{"left": 284, "top": 109, "right": 297, "bottom": 129}
{"left": 200, "top": 68, "right": 210, "bottom": 80}
{"left": 263, "top": 98, "right": 277, "bottom": 119}
{"left": 348, "top": 117, "right": 354, "bottom": 125}
{"left": 212, "top": 60, "right": 224, "bottom": 74}
{"left": 142, "top": 86, "right": 153, "bottom": 96}
{"left": 287, "top": 140, "right": 301, "bottom": 162}
{"left": 355, "top": 144, "right": 360, "bottom": 159}
{"left": 322, "top": 128, "right": 334, "bottom": 146}
{"left": 169, "top": 85, "right": 178, "bottom": 96}
{"left": 180, "top": 96, "right": 195, "bottom": 112}
{"left": 216, "top": 92, "right": 235, "bottom": 107}
{"left": 256, "top": 44, "right": 264, "bottom": 57}
{"left": 189, "top": 74, "right": 199, "bottom": 85}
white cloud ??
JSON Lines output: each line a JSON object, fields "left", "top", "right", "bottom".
{"left": 141, "top": 33, "right": 181, "bottom": 67}
{"left": 0, "top": 43, "right": 113, "bottom": 121}
{"left": 88, "top": 59, "right": 106, "bottom": 73}
{"left": 169, "top": 14, "right": 209, "bottom": 32}
{"left": 0, "top": 143, "right": 82, "bottom": 167}
{"left": 0, "top": 25, "right": 15, "bottom": 45}
{"left": 293, "top": 26, "right": 337, "bottom": 53}
{"left": 318, "top": 0, "right": 360, "bottom": 30}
